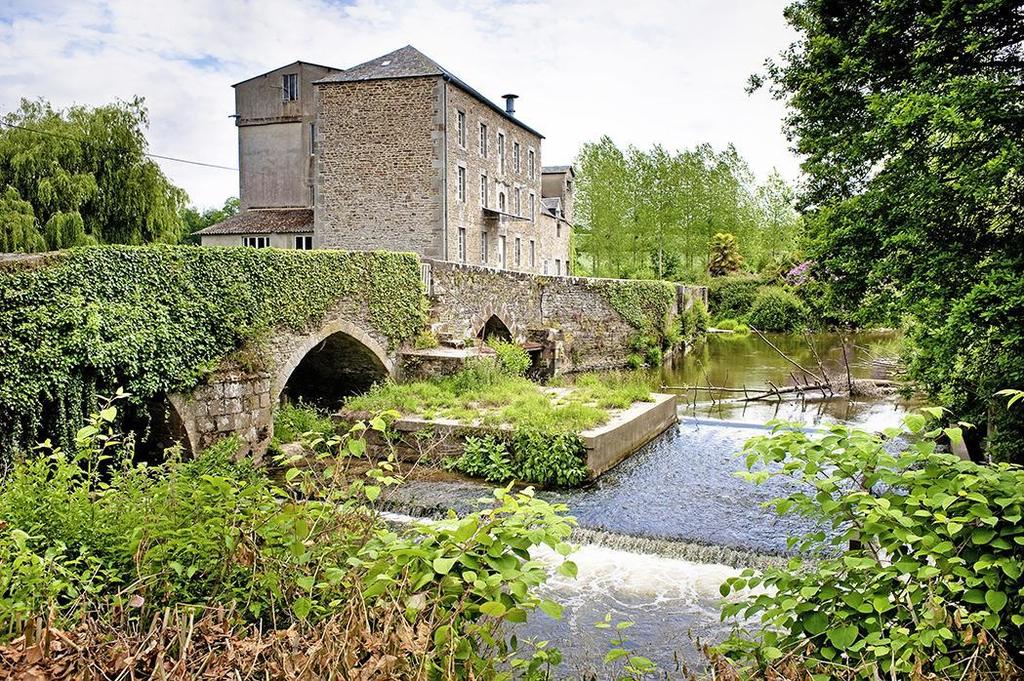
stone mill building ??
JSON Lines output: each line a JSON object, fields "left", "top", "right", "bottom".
{"left": 197, "top": 45, "right": 574, "bottom": 276}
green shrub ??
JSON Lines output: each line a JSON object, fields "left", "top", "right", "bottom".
{"left": 446, "top": 431, "right": 588, "bottom": 488}
{"left": 489, "top": 340, "right": 532, "bottom": 377}
{"left": 717, "top": 412, "right": 1024, "bottom": 679}
{"left": 274, "top": 403, "right": 340, "bottom": 444}
{"left": 745, "top": 286, "right": 807, "bottom": 332}
{"left": 413, "top": 329, "right": 440, "bottom": 349}
{"left": 0, "top": 394, "right": 579, "bottom": 678}
{"left": 713, "top": 318, "right": 752, "bottom": 334}
{"left": 708, "top": 232, "right": 743, "bottom": 276}
{"left": 680, "top": 299, "right": 710, "bottom": 343}
{"left": 707, "top": 275, "right": 771, "bottom": 319}
{"left": 448, "top": 434, "right": 514, "bottom": 482}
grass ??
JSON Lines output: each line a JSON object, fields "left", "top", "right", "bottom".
{"left": 344, "top": 361, "right": 653, "bottom": 433}
{"left": 274, "top": 402, "right": 342, "bottom": 444}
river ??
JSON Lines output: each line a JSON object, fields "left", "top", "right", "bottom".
{"left": 388, "top": 331, "right": 909, "bottom": 676}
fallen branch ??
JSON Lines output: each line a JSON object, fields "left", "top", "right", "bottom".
{"left": 748, "top": 326, "right": 825, "bottom": 384}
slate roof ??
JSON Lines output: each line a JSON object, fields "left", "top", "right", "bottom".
{"left": 542, "top": 165, "right": 572, "bottom": 175}
{"left": 194, "top": 209, "right": 313, "bottom": 236}
{"left": 316, "top": 46, "right": 544, "bottom": 139}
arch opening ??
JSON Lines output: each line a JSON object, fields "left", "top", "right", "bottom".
{"left": 281, "top": 331, "right": 389, "bottom": 410}
{"left": 478, "top": 314, "right": 513, "bottom": 342}
{"left": 120, "top": 394, "right": 193, "bottom": 463}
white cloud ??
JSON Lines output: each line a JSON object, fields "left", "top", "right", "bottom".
{"left": 0, "top": 0, "right": 799, "bottom": 209}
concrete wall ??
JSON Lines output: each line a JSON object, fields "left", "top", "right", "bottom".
{"left": 199, "top": 232, "right": 313, "bottom": 249}
{"left": 314, "top": 76, "right": 445, "bottom": 257}
{"left": 235, "top": 62, "right": 338, "bottom": 210}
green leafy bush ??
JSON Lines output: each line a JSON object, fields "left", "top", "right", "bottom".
{"left": 489, "top": 339, "right": 532, "bottom": 377}
{"left": 680, "top": 299, "right": 710, "bottom": 343}
{"left": 0, "top": 395, "right": 580, "bottom": 679}
{"left": 0, "top": 246, "right": 427, "bottom": 461}
{"left": 707, "top": 275, "right": 771, "bottom": 320}
{"left": 744, "top": 286, "right": 807, "bottom": 332}
{"left": 708, "top": 232, "right": 743, "bottom": 276}
{"left": 274, "top": 403, "right": 340, "bottom": 444}
{"left": 716, "top": 412, "right": 1024, "bottom": 679}
{"left": 446, "top": 431, "right": 589, "bottom": 488}
{"left": 713, "top": 318, "right": 751, "bottom": 334}
{"left": 413, "top": 329, "right": 440, "bottom": 349}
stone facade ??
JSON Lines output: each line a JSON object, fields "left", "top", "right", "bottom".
{"left": 444, "top": 82, "right": 562, "bottom": 273}
{"left": 315, "top": 76, "right": 445, "bottom": 257}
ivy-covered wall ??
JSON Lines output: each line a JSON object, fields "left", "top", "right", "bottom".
{"left": 0, "top": 246, "right": 426, "bottom": 458}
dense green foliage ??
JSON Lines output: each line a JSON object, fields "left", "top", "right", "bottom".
{"left": 745, "top": 286, "right": 808, "bottom": 332}
{"left": 0, "top": 246, "right": 426, "bottom": 459}
{"left": 446, "top": 431, "right": 589, "bottom": 488}
{"left": 753, "top": 0, "right": 1024, "bottom": 458}
{"left": 717, "top": 412, "right": 1024, "bottom": 679}
{"left": 708, "top": 232, "right": 743, "bottom": 277}
{"left": 273, "top": 402, "right": 341, "bottom": 444}
{"left": 179, "top": 196, "right": 239, "bottom": 245}
{"left": 488, "top": 339, "right": 533, "bottom": 377}
{"left": 707, "top": 276, "right": 773, "bottom": 321}
{"left": 573, "top": 137, "right": 801, "bottom": 281}
{"left": 0, "top": 399, "right": 579, "bottom": 678}
{"left": 596, "top": 278, "right": 678, "bottom": 334}
{"left": 0, "top": 98, "right": 187, "bottom": 251}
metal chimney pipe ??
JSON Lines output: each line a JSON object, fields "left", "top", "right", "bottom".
{"left": 502, "top": 94, "right": 518, "bottom": 116}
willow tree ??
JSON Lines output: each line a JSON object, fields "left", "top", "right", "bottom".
{"left": 0, "top": 98, "right": 187, "bottom": 251}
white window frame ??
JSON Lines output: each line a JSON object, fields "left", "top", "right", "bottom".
{"left": 497, "top": 132, "right": 505, "bottom": 171}
{"left": 514, "top": 187, "right": 521, "bottom": 216}
{"left": 457, "top": 110, "right": 466, "bottom": 148}
{"left": 529, "top": 192, "right": 535, "bottom": 221}
{"left": 529, "top": 239, "right": 536, "bottom": 268}
{"left": 294, "top": 235, "right": 313, "bottom": 250}
{"left": 480, "top": 173, "right": 488, "bottom": 207}
{"left": 515, "top": 237, "right": 521, "bottom": 267}
{"left": 498, "top": 235, "right": 507, "bottom": 269}
{"left": 528, "top": 149, "right": 535, "bottom": 179}
{"left": 244, "top": 236, "right": 270, "bottom": 248}
{"left": 457, "top": 165, "right": 466, "bottom": 202}
{"left": 513, "top": 141, "right": 521, "bottom": 173}
{"left": 458, "top": 227, "right": 467, "bottom": 263}
{"left": 556, "top": 222, "right": 561, "bottom": 238}
{"left": 480, "top": 230, "right": 488, "bottom": 264}
{"left": 555, "top": 259, "right": 562, "bottom": 276}
{"left": 479, "top": 122, "right": 488, "bottom": 157}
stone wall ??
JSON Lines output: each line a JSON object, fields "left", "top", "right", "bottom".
{"left": 425, "top": 260, "right": 706, "bottom": 372}
{"left": 314, "top": 76, "right": 445, "bottom": 257}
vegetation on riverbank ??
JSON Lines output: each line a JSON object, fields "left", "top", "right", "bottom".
{"left": 0, "top": 246, "right": 426, "bottom": 462}
{"left": 0, "top": 395, "right": 579, "bottom": 678}
{"left": 344, "top": 362, "right": 653, "bottom": 434}
{"left": 714, "top": 409, "right": 1024, "bottom": 679}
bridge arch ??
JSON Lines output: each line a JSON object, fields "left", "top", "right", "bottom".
{"left": 469, "top": 303, "right": 524, "bottom": 343}
{"left": 272, "top": 318, "right": 395, "bottom": 409}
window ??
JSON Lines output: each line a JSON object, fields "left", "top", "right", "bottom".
{"left": 528, "top": 149, "right": 535, "bottom": 179}
{"left": 529, "top": 239, "right": 536, "bottom": 268}
{"left": 479, "top": 123, "right": 488, "bottom": 157}
{"left": 282, "top": 73, "right": 299, "bottom": 101}
{"left": 294, "top": 235, "right": 313, "bottom": 250}
{"left": 457, "top": 166, "right": 466, "bottom": 201}
{"left": 243, "top": 236, "right": 270, "bottom": 248}
{"left": 457, "top": 110, "right": 466, "bottom": 147}
{"left": 514, "top": 187, "right": 521, "bottom": 215}
{"left": 513, "top": 142, "right": 520, "bottom": 173}
{"left": 555, "top": 259, "right": 562, "bottom": 276}
{"left": 529, "top": 193, "right": 535, "bottom": 221}
{"left": 309, "top": 123, "right": 316, "bottom": 155}
{"left": 515, "top": 237, "right": 521, "bottom": 267}
{"left": 480, "top": 174, "right": 488, "bottom": 207}
{"left": 543, "top": 260, "right": 549, "bottom": 275}
{"left": 458, "top": 227, "right": 467, "bottom": 263}
{"left": 498, "top": 235, "right": 507, "bottom": 269}
{"left": 498, "top": 191, "right": 506, "bottom": 213}
{"left": 556, "top": 222, "right": 561, "bottom": 238}
{"left": 480, "top": 230, "right": 488, "bottom": 263}
{"left": 497, "top": 133, "right": 505, "bottom": 170}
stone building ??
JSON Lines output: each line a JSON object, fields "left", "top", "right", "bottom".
{"left": 198, "top": 46, "right": 573, "bottom": 275}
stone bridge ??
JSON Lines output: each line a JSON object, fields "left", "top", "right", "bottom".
{"left": 165, "top": 259, "right": 705, "bottom": 458}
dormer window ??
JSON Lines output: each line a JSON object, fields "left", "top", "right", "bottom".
{"left": 282, "top": 73, "right": 299, "bottom": 101}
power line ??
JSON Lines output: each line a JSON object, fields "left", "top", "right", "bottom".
{"left": 0, "top": 121, "right": 238, "bottom": 172}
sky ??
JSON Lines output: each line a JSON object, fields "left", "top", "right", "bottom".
{"left": 0, "top": 0, "right": 800, "bottom": 209}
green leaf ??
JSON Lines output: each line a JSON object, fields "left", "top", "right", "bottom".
{"left": 479, "top": 601, "right": 507, "bottom": 618}
{"left": 804, "top": 612, "right": 828, "bottom": 635}
{"left": 364, "top": 485, "right": 381, "bottom": 502}
{"left": 432, "top": 557, "right": 456, "bottom": 575}
{"left": 985, "top": 590, "right": 1007, "bottom": 612}
{"left": 557, "top": 560, "right": 578, "bottom": 578}
{"left": 826, "top": 625, "right": 858, "bottom": 650}
{"left": 539, "top": 599, "right": 563, "bottom": 619}
{"left": 603, "top": 648, "right": 628, "bottom": 665}
{"left": 292, "top": 597, "right": 312, "bottom": 621}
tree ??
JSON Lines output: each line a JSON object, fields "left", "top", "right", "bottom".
{"left": 753, "top": 0, "right": 1024, "bottom": 460}
{"left": 180, "top": 197, "right": 240, "bottom": 245}
{"left": 708, "top": 232, "right": 743, "bottom": 276}
{"left": 0, "top": 98, "right": 188, "bottom": 251}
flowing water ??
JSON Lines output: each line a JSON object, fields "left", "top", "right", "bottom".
{"left": 385, "top": 331, "right": 909, "bottom": 674}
